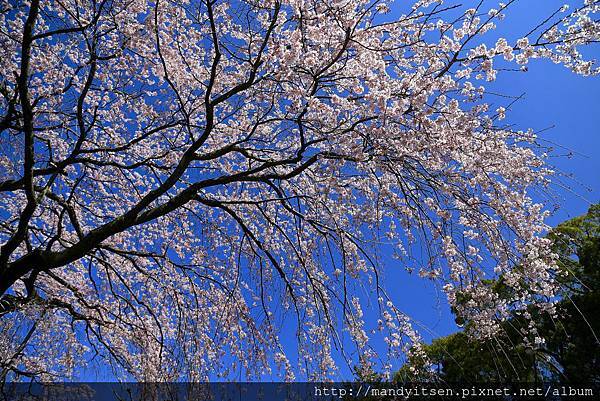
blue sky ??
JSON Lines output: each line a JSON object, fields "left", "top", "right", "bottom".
{"left": 488, "top": 0, "right": 600, "bottom": 225}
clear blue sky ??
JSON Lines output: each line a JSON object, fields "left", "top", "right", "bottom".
{"left": 490, "top": 0, "right": 600, "bottom": 225}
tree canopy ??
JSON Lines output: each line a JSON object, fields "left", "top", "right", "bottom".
{"left": 1, "top": 0, "right": 599, "bottom": 381}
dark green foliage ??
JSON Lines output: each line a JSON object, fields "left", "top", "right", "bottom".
{"left": 543, "top": 204, "right": 600, "bottom": 382}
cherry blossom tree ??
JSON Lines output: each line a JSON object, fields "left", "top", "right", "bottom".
{"left": 0, "top": 0, "right": 598, "bottom": 381}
